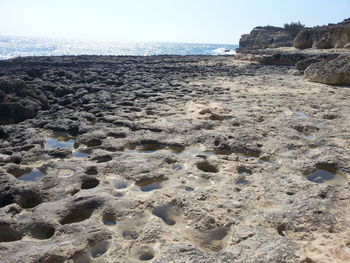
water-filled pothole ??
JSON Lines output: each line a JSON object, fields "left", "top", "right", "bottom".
{"left": 293, "top": 111, "right": 309, "bottom": 119}
{"left": 0, "top": 224, "right": 23, "bottom": 242}
{"left": 237, "top": 166, "right": 252, "bottom": 175}
{"left": 152, "top": 204, "right": 179, "bottom": 226}
{"left": 306, "top": 163, "right": 347, "bottom": 185}
{"left": 90, "top": 240, "right": 111, "bottom": 258}
{"left": 102, "top": 214, "right": 117, "bottom": 226}
{"left": 8, "top": 167, "right": 46, "bottom": 182}
{"left": 136, "top": 177, "right": 166, "bottom": 192}
{"left": 122, "top": 230, "right": 139, "bottom": 240}
{"left": 44, "top": 130, "right": 76, "bottom": 150}
{"left": 73, "top": 151, "right": 89, "bottom": 158}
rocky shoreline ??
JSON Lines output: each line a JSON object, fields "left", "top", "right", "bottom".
{"left": 0, "top": 53, "right": 349, "bottom": 263}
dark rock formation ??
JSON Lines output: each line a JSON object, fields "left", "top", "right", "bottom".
{"left": 294, "top": 18, "right": 350, "bottom": 49}
{"left": 304, "top": 56, "right": 350, "bottom": 85}
{"left": 0, "top": 78, "right": 48, "bottom": 124}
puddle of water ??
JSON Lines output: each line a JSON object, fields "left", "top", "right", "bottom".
{"left": 236, "top": 178, "right": 250, "bottom": 185}
{"left": 91, "top": 240, "right": 111, "bottom": 258}
{"left": 136, "top": 178, "right": 165, "bottom": 192}
{"left": 301, "top": 133, "right": 315, "bottom": 140}
{"left": 114, "top": 192, "right": 125, "bottom": 197}
{"left": 44, "top": 131, "right": 76, "bottom": 150}
{"left": 185, "top": 186, "right": 194, "bottom": 191}
{"left": 73, "top": 151, "right": 89, "bottom": 158}
{"left": 172, "top": 165, "right": 183, "bottom": 171}
{"left": 306, "top": 164, "right": 347, "bottom": 185}
{"left": 239, "top": 152, "right": 260, "bottom": 160}
{"left": 112, "top": 180, "right": 128, "bottom": 189}
{"left": 237, "top": 167, "right": 252, "bottom": 175}
{"left": 293, "top": 111, "right": 309, "bottom": 119}
{"left": 17, "top": 168, "right": 45, "bottom": 181}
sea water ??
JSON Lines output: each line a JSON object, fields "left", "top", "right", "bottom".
{"left": 0, "top": 36, "right": 237, "bottom": 60}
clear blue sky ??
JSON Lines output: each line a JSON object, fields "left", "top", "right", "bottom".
{"left": 0, "top": 0, "right": 349, "bottom": 44}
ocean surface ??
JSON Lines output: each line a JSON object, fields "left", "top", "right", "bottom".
{"left": 0, "top": 36, "right": 237, "bottom": 60}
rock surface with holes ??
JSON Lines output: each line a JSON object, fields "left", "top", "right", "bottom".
{"left": 0, "top": 55, "right": 349, "bottom": 263}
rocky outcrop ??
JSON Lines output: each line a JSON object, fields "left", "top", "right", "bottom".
{"left": 304, "top": 55, "right": 350, "bottom": 85}
{"left": 239, "top": 26, "right": 296, "bottom": 50}
{"left": 294, "top": 18, "right": 350, "bottom": 49}
{"left": 0, "top": 78, "right": 48, "bottom": 124}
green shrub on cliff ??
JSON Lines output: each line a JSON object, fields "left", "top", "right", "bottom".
{"left": 284, "top": 21, "right": 305, "bottom": 37}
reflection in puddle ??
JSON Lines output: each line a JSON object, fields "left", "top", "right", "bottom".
{"left": 236, "top": 178, "right": 250, "bottom": 185}
{"left": 307, "top": 164, "right": 347, "bottom": 185}
{"left": 73, "top": 151, "right": 89, "bottom": 158}
{"left": 17, "top": 169, "right": 45, "bottom": 181}
{"left": 294, "top": 111, "right": 308, "bottom": 119}
{"left": 301, "top": 133, "right": 315, "bottom": 140}
{"left": 136, "top": 178, "right": 165, "bottom": 192}
{"left": 44, "top": 131, "right": 76, "bottom": 150}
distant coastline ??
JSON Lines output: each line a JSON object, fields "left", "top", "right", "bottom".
{"left": 0, "top": 35, "right": 238, "bottom": 60}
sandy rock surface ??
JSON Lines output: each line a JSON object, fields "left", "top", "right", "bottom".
{"left": 0, "top": 55, "right": 349, "bottom": 263}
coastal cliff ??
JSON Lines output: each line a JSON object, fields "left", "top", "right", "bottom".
{"left": 239, "top": 26, "right": 296, "bottom": 49}
{"left": 294, "top": 18, "right": 350, "bottom": 49}
{"left": 237, "top": 18, "right": 350, "bottom": 85}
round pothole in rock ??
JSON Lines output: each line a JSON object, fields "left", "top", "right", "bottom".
{"left": 7, "top": 166, "right": 46, "bottom": 182}
{"left": 16, "top": 190, "right": 43, "bottom": 208}
{"left": 102, "top": 214, "right": 117, "bottom": 226}
{"left": 112, "top": 180, "right": 128, "bottom": 189}
{"left": 196, "top": 161, "right": 218, "bottom": 173}
{"left": 172, "top": 165, "right": 183, "bottom": 171}
{"left": 86, "top": 167, "right": 98, "bottom": 175}
{"left": 198, "top": 227, "right": 229, "bottom": 252}
{"left": 185, "top": 186, "right": 194, "bottom": 191}
{"left": 0, "top": 223, "right": 23, "bottom": 242}
{"left": 30, "top": 225, "right": 55, "bottom": 240}
{"left": 114, "top": 192, "right": 125, "bottom": 198}
{"left": 306, "top": 163, "right": 347, "bottom": 185}
{"left": 136, "top": 177, "right": 166, "bottom": 192}
{"left": 44, "top": 130, "right": 76, "bottom": 150}
{"left": 237, "top": 166, "right": 252, "bottom": 175}
{"left": 16, "top": 168, "right": 45, "bottom": 182}
{"left": 138, "top": 248, "right": 155, "bottom": 261}
{"left": 90, "top": 240, "right": 111, "bottom": 258}
{"left": 81, "top": 178, "right": 100, "bottom": 189}
{"left": 235, "top": 178, "right": 250, "bottom": 185}
{"left": 122, "top": 230, "right": 139, "bottom": 240}
{"left": 60, "top": 208, "right": 94, "bottom": 225}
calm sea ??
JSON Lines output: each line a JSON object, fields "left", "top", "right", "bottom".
{"left": 0, "top": 36, "right": 237, "bottom": 60}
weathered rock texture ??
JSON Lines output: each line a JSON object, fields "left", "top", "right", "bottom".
{"left": 305, "top": 55, "right": 350, "bottom": 85}
{"left": 0, "top": 78, "right": 48, "bottom": 124}
{"left": 239, "top": 26, "right": 296, "bottom": 50}
{"left": 294, "top": 18, "right": 350, "bottom": 49}
{"left": 0, "top": 56, "right": 349, "bottom": 263}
